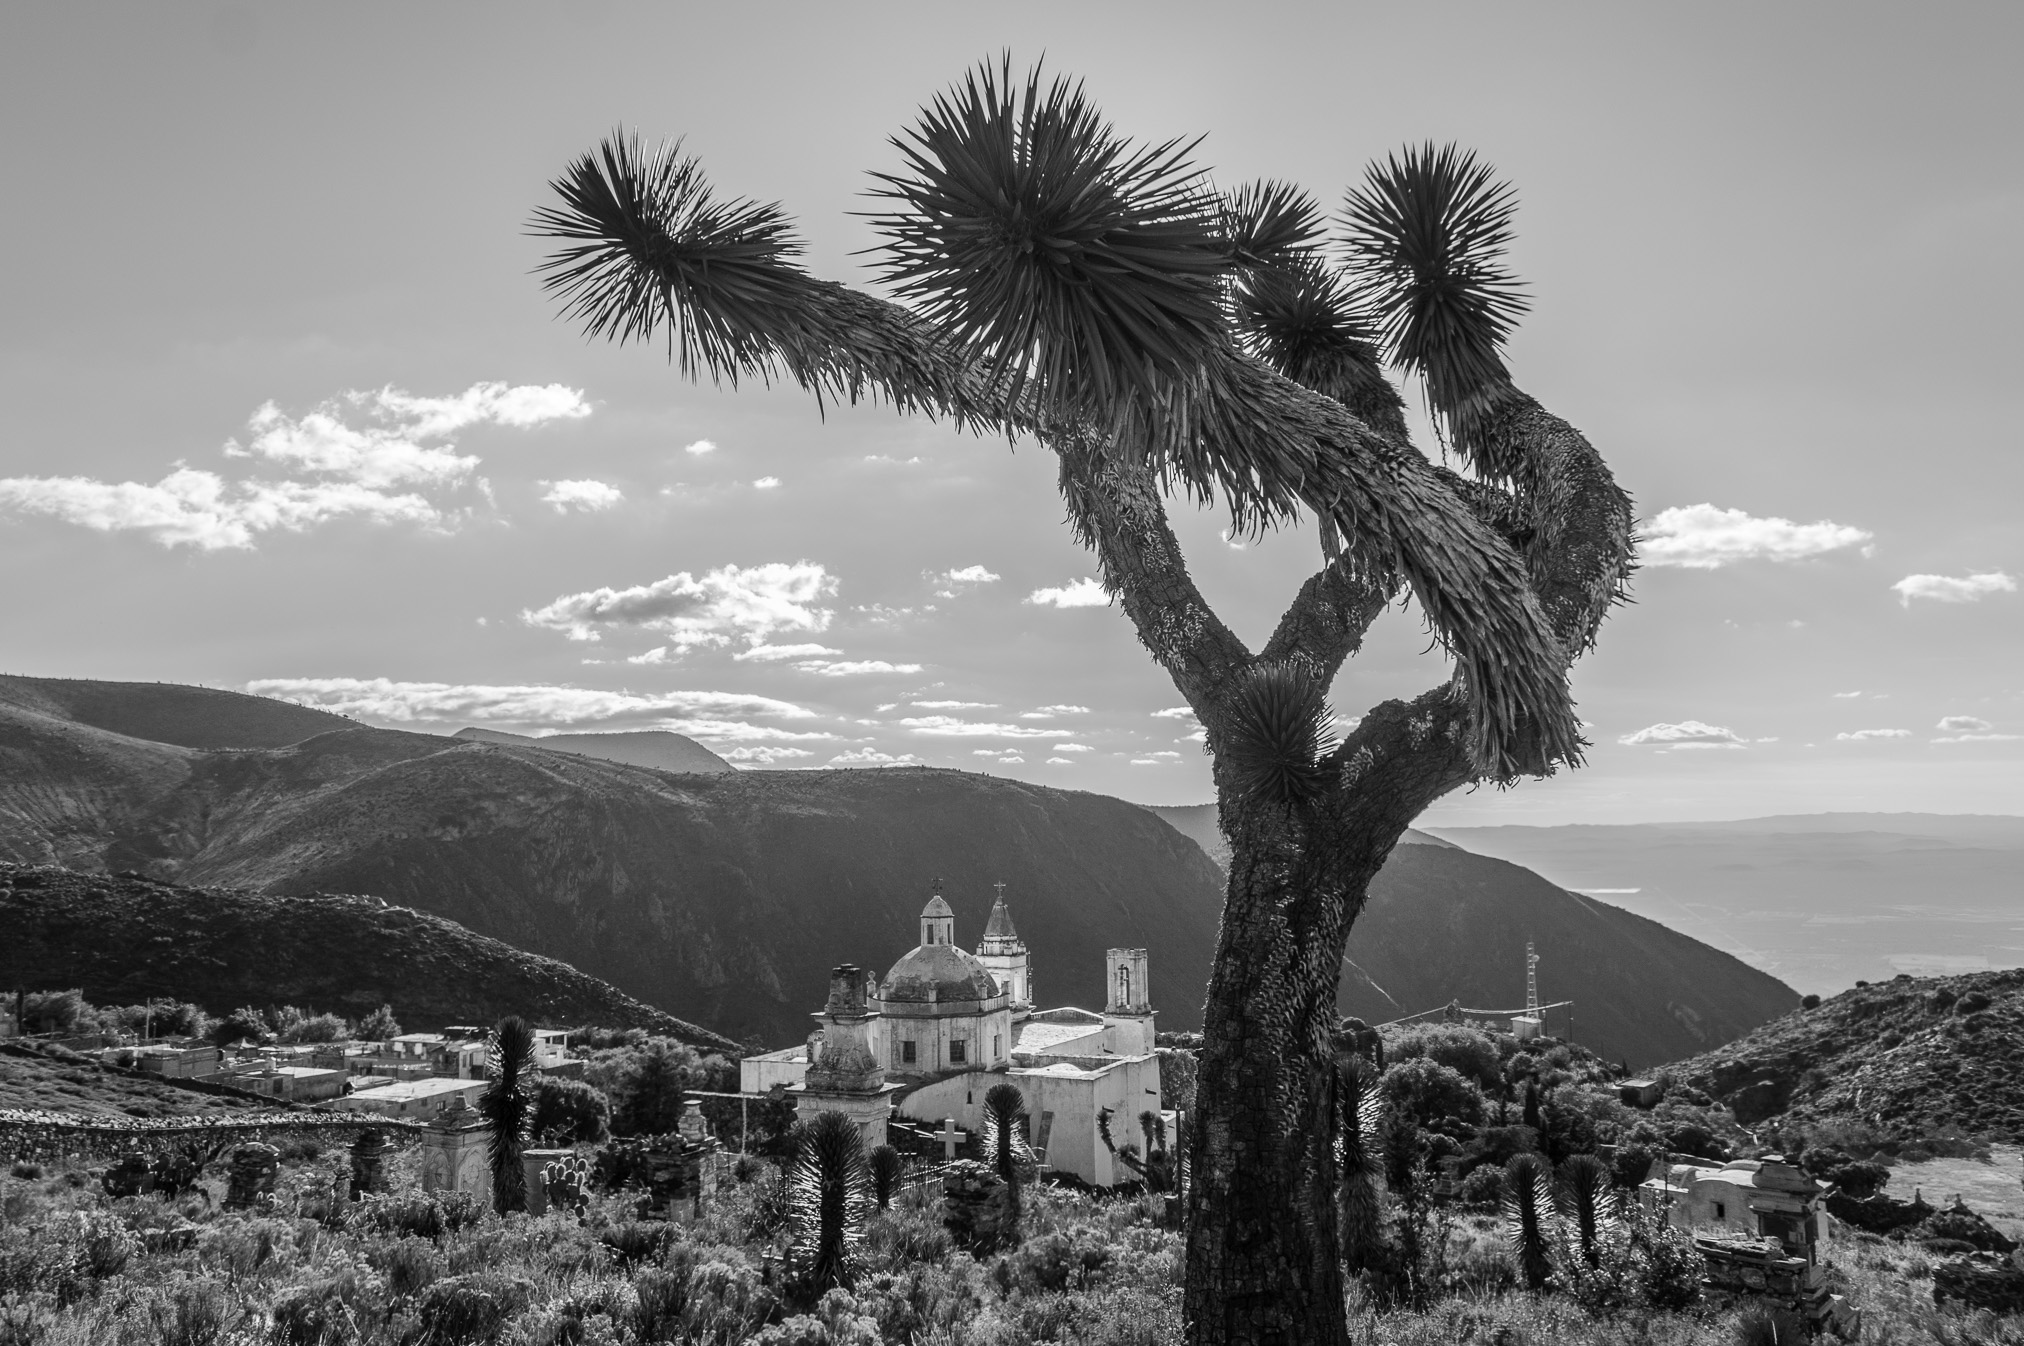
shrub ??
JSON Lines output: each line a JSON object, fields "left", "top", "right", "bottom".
{"left": 147, "top": 1277, "right": 240, "bottom": 1346}
{"left": 415, "top": 1273, "right": 532, "bottom": 1346}
{"left": 7, "top": 1164, "right": 40, "bottom": 1181}
{"left": 1387, "top": 1025, "right": 1503, "bottom": 1091}
{"left": 600, "top": 1221, "right": 676, "bottom": 1269}
{"left": 1800, "top": 994, "right": 1821, "bottom": 1010}
{"left": 1378, "top": 1058, "right": 1484, "bottom": 1140}
{"left": 531, "top": 1076, "right": 612, "bottom": 1146}
{"left": 209, "top": 1007, "right": 268, "bottom": 1047}
{"left": 356, "top": 1005, "right": 402, "bottom": 1041}
{"left": 370, "top": 1237, "right": 440, "bottom": 1298}
{"left": 1456, "top": 1166, "right": 1506, "bottom": 1208}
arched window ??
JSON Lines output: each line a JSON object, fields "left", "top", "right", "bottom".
{"left": 1116, "top": 965, "right": 1132, "bottom": 1007}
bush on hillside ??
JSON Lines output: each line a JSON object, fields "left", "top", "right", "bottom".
{"left": 531, "top": 1076, "right": 612, "bottom": 1146}
{"left": 1385, "top": 1024, "right": 1504, "bottom": 1092}
{"left": 1379, "top": 1059, "right": 1484, "bottom": 1140}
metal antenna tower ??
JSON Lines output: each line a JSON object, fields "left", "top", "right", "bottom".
{"left": 1525, "top": 941, "right": 1540, "bottom": 1016}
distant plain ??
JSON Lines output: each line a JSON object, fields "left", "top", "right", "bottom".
{"left": 1432, "top": 815, "right": 2024, "bottom": 995}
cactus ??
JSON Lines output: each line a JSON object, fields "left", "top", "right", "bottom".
{"left": 543, "top": 1154, "right": 594, "bottom": 1219}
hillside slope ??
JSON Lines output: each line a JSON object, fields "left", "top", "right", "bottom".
{"left": 0, "top": 674, "right": 353, "bottom": 750}
{"left": 1341, "top": 846, "right": 1800, "bottom": 1067}
{"left": 1660, "top": 969, "right": 2024, "bottom": 1142}
{"left": 0, "top": 677, "right": 1795, "bottom": 1060}
{"left": 452, "top": 726, "right": 734, "bottom": 774}
{"left": 1, "top": 864, "right": 735, "bottom": 1051}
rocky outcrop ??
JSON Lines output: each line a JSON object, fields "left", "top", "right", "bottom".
{"left": 1661, "top": 970, "right": 2024, "bottom": 1142}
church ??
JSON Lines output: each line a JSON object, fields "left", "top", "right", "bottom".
{"left": 739, "top": 884, "right": 1166, "bottom": 1187}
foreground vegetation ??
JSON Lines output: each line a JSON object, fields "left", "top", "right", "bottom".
{"left": 1, "top": 1119, "right": 2019, "bottom": 1345}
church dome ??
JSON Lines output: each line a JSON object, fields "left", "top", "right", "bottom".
{"left": 880, "top": 942, "right": 1001, "bottom": 1005}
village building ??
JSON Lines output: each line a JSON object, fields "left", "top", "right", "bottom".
{"left": 332, "top": 1075, "right": 489, "bottom": 1120}
{"left": 740, "top": 885, "right": 1167, "bottom": 1187}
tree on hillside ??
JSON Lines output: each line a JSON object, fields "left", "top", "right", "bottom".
{"left": 533, "top": 61, "right": 1632, "bottom": 1346}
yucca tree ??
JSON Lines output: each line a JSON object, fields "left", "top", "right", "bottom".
{"left": 481, "top": 1016, "right": 536, "bottom": 1215}
{"left": 1504, "top": 1152, "right": 1557, "bottom": 1290}
{"left": 532, "top": 60, "right": 1632, "bottom": 1346}
{"left": 868, "top": 1143, "right": 903, "bottom": 1211}
{"left": 787, "top": 1111, "right": 872, "bottom": 1294}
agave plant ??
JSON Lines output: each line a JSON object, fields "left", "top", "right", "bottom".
{"left": 532, "top": 59, "right": 1633, "bottom": 1346}
{"left": 786, "top": 1111, "right": 872, "bottom": 1294}
{"left": 1504, "top": 1152, "right": 1557, "bottom": 1290}
{"left": 480, "top": 1016, "right": 536, "bottom": 1215}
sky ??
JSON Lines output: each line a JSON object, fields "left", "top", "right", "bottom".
{"left": 1, "top": 2, "right": 2019, "bottom": 824}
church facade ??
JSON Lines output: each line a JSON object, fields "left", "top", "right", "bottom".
{"left": 739, "top": 884, "right": 1165, "bottom": 1187}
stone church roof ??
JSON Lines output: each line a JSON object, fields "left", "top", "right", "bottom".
{"left": 921, "top": 894, "right": 954, "bottom": 919}
{"left": 880, "top": 942, "right": 1000, "bottom": 1005}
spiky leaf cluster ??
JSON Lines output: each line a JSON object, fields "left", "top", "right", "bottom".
{"left": 481, "top": 1016, "right": 536, "bottom": 1215}
{"left": 1556, "top": 1153, "right": 1619, "bottom": 1267}
{"left": 1221, "top": 662, "right": 1338, "bottom": 806}
{"left": 1341, "top": 143, "right": 1530, "bottom": 470}
{"left": 1503, "top": 1151, "right": 1558, "bottom": 1289}
{"left": 982, "top": 1082, "right": 1033, "bottom": 1188}
{"left": 871, "top": 60, "right": 1229, "bottom": 425}
{"left": 787, "top": 1111, "right": 872, "bottom": 1293}
{"left": 532, "top": 133, "right": 807, "bottom": 381}
{"left": 867, "top": 1144, "right": 903, "bottom": 1210}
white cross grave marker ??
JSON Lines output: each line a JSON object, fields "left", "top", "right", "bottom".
{"left": 938, "top": 1117, "right": 963, "bottom": 1161}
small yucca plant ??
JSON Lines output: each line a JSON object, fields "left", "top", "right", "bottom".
{"left": 1336, "top": 1054, "right": 1384, "bottom": 1273}
{"left": 786, "top": 1111, "right": 872, "bottom": 1294}
{"left": 1556, "top": 1153, "right": 1617, "bottom": 1267}
{"left": 481, "top": 1016, "right": 536, "bottom": 1215}
{"left": 1504, "top": 1151, "right": 1557, "bottom": 1290}
{"left": 868, "top": 1144, "right": 903, "bottom": 1210}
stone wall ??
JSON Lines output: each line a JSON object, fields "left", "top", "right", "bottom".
{"left": 0, "top": 1107, "right": 428, "bottom": 1165}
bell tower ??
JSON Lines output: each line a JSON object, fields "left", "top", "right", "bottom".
{"left": 976, "top": 882, "right": 1033, "bottom": 1016}
{"left": 1102, "top": 947, "right": 1157, "bottom": 1054}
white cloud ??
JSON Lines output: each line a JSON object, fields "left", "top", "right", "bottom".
{"left": 0, "top": 469, "right": 440, "bottom": 551}
{"left": 0, "top": 381, "right": 589, "bottom": 551}
{"left": 1640, "top": 504, "right": 1871, "bottom": 569}
{"left": 1020, "top": 704, "right": 1091, "bottom": 719}
{"left": 539, "top": 479, "right": 623, "bottom": 513}
{"left": 1934, "top": 732, "right": 2023, "bottom": 744}
{"left": 1832, "top": 691, "right": 1863, "bottom": 699}
{"left": 933, "top": 564, "right": 1001, "bottom": 597}
{"left": 1151, "top": 706, "right": 1199, "bottom": 720}
{"left": 245, "top": 678, "right": 820, "bottom": 736}
{"left": 798, "top": 660, "right": 924, "bottom": 677}
{"left": 753, "top": 477, "right": 781, "bottom": 490}
{"left": 898, "top": 716, "right": 1075, "bottom": 739}
{"left": 1891, "top": 572, "right": 2016, "bottom": 606}
{"left": 915, "top": 700, "right": 997, "bottom": 711}
{"left": 1178, "top": 729, "right": 1207, "bottom": 744}
{"left": 683, "top": 439, "right": 717, "bottom": 456}
{"left": 863, "top": 454, "right": 922, "bottom": 465}
{"left": 1046, "top": 757, "right": 1075, "bottom": 766}
{"left": 522, "top": 561, "right": 834, "bottom": 645}
{"left": 1026, "top": 577, "right": 1109, "bottom": 608}
{"left": 735, "top": 644, "right": 843, "bottom": 662}
{"left": 1129, "top": 757, "right": 1171, "bottom": 765}
{"left": 1938, "top": 716, "right": 1993, "bottom": 733}
{"left": 1836, "top": 728, "right": 1911, "bottom": 741}
{"left": 720, "top": 746, "right": 815, "bottom": 764}
{"left": 1618, "top": 720, "right": 1746, "bottom": 749}
{"left": 828, "top": 748, "right": 921, "bottom": 765}
{"left": 1053, "top": 743, "right": 1094, "bottom": 753}
{"left": 625, "top": 648, "right": 671, "bottom": 665}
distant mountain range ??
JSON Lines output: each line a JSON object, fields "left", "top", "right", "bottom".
{"left": 0, "top": 675, "right": 1796, "bottom": 1062}
{"left": 2, "top": 863, "right": 735, "bottom": 1052}
{"left": 1432, "top": 816, "right": 2024, "bottom": 995}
